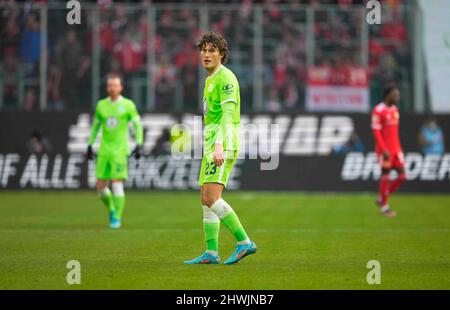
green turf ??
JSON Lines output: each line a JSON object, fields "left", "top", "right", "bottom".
{"left": 0, "top": 191, "right": 449, "bottom": 289}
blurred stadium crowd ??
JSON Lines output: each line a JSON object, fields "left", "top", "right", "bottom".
{"left": 0, "top": 0, "right": 411, "bottom": 112}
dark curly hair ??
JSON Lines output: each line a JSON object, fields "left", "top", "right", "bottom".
{"left": 197, "top": 31, "right": 229, "bottom": 64}
{"left": 382, "top": 85, "right": 399, "bottom": 100}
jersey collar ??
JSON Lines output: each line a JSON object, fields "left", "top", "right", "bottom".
{"left": 381, "top": 101, "right": 396, "bottom": 110}
{"left": 206, "top": 65, "right": 224, "bottom": 79}
{"left": 109, "top": 95, "right": 123, "bottom": 104}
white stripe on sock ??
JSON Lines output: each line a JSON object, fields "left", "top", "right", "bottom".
{"left": 97, "top": 187, "right": 111, "bottom": 196}
{"left": 210, "top": 198, "right": 233, "bottom": 220}
{"left": 202, "top": 205, "right": 220, "bottom": 223}
{"left": 112, "top": 182, "right": 124, "bottom": 197}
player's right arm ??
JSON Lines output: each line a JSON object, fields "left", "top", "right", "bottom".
{"left": 87, "top": 104, "right": 101, "bottom": 159}
{"left": 371, "top": 107, "right": 389, "bottom": 158}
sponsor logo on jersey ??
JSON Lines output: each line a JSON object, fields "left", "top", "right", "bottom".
{"left": 223, "top": 84, "right": 233, "bottom": 91}
{"left": 106, "top": 117, "right": 118, "bottom": 129}
{"left": 222, "top": 83, "right": 234, "bottom": 95}
{"left": 208, "top": 83, "right": 214, "bottom": 92}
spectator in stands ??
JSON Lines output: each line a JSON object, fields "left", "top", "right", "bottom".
{"left": 379, "top": 52, "right": 401, "bottom": 84}
{"left": 152, "top": 55, "right": 176, "bottom": 111}
{"left": 368, "top": 38, "right": 385, "bottom": 76}
{"left": 0, "top": 47, "right": 24, "bottom": 108}
{"left": 26, "top": 130, "right": 53, "bottom": 155}
{"left": 0, "top": 0, "right": 412, "bottom": 113}
{"left": 282, "top": 79, "right": 299, "bottom": 111}
{"left": 158, "top": 9, "right": 173, "bottom": 38}
{"left": 113, "top": 30, "right": 145, "bottom": 80}
{"left": 137, "top": 11, "right": 150, "bottom": 48}
{"left": 330, "top": 54, "right": 350, "bottom": 85}
{"left": 418, "top": 116, "right": 445, "bottom": 155}
{"left": 176, "top": 41, "right": 199, "bottom": 111}
{"left": 47, "top": 63, "right": 63, "bottom": 110}
{"left": 20, "top": 14, "right": 41, "bottom": 77}
{"left": 22, "top": 88, "right": 37, "bottom": 111}
{"left": 111, "top": 4, "right": 129, "bottom": 34}
{"left": 266, "top": 88, "right": 282, "bottom": 112}
{"left": 332, "top": 131, "right": 365, "bottom": 155}
{"left": 379, "top": 16, "right": 407, "bottom": 52}
{"left": 97, "top": 21, "right": 117, "bottom": 53}
{"left": 56, "top": 29, "right": 84, "bottom": 108}
{"left": 1, "top": 15, "right": 21, "bottom": 60}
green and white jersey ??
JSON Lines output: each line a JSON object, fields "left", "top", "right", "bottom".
{"left": 203, "top": 65, "right": 240, "bottom": 156}
{"left": 88, "top": 96, "right": 143, "bottom": 157}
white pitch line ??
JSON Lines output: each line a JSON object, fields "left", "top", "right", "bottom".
{"left": 0, "top": 228, "right": 449, "bottom": 233}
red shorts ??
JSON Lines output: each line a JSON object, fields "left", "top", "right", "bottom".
{"left": 377, "top": 152, "right": 405, "bottom": 169}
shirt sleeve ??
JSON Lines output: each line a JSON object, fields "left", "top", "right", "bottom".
{"left": 371, "top": 108, "right": 383, "bottom": 130}
{"left": 215, "top": 75, "right": 238, "bottom": 145}
{"left": 218, "top": 75, "right": 238, "bottom": 105}
{"left": 371, "top": 108, "right": 388, "bottom": 152}
{"left": 128, "top": 102, "right": 144, "bottom": 145}
{"left": 88, "top": 105, "right": 101, "bottom": 146}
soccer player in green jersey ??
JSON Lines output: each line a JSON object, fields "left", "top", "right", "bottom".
{"left": 86, "top": 74, "right": 143, "bottom": 229}
{"left": 184, "top": 32, "right": 256, "bottom": 265}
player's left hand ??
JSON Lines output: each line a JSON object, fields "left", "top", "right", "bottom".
{"left": 131, "top": 145, "right": 142, "bottom": 159}
{"left": 213, "top": 143, "right": 224, "bottom": 166}
{"left": 86, "top": 145, "right": 95, "bottom": 160}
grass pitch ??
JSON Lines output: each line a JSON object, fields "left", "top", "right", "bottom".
{"left": 0, "top": 191, "right": 449, "bottom": 289}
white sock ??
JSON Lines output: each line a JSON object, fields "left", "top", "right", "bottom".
{"left": 97, "top": 187, "right": 111, "bottom": 196}
{"left": 202, "top": 205, "right": 220, "bottom": 224}
{"left": 381, "top": 205, "right": 390, "bottom": 213}
{"left": 112, "top": 182, "right": 124, "bottom": 197}
{"left": 210, "top": 200, "right": 251, "bottom": 245}
{"left": 210, "top": 198, "right": 233, "bottom": 220}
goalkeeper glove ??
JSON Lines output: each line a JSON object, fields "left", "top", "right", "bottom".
{"left": 131, "top": 145, "right": 142, "bottom": 159}
{"left": 86, "top": 145, "right": 95, "bottom": 160}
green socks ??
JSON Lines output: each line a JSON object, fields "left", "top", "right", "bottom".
{"left": 112, "top": 195, "right": 125, "bottom": 219}
{"left": 210, "top": 199, "right": 249, "bottom": 243}
{"left": 221, "top": 212, "right": 249, "bottom": 242}
{"left": 98, "top": 183, "right": 126, "bottom": 221}
{"left": 202, "top": 206, "right": 220, "bottom": 254}
{"left": 201, "top": 199, "right": 250, "bottom": 256}
{"left": 111, "top": 182, "right": 125, "bottom": 220}
{"left": 204, "top": 222, "right": 220, "bottom": 252}
{"left": 98, "top": 188, "right": 114, "bottom": 212}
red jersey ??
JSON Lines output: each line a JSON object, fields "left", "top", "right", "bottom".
{"left": 371, "top": 102, "right": 402, "bottom": 154}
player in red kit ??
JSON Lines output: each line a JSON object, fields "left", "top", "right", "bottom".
{"left": 371, "top": 86, "right": 406, "bottom": 217}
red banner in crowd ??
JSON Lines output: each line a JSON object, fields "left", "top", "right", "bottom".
{"left": 306, "top": 66, "right": 370, "bottom": 112}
